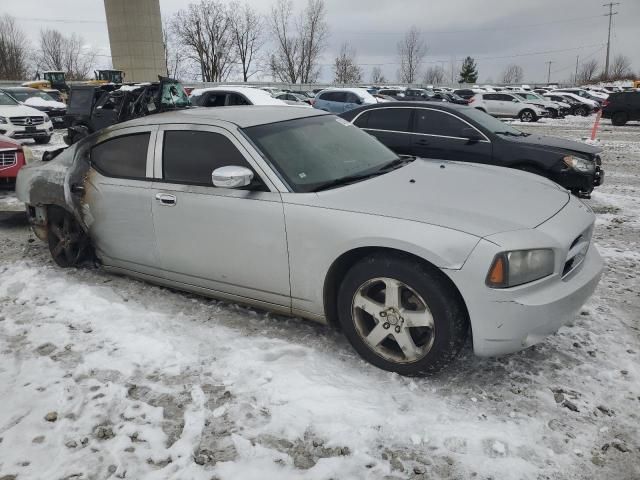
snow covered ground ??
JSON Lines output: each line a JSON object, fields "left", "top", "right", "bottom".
{"left": 0, "top": 120, "right": 639, "bottom": 479}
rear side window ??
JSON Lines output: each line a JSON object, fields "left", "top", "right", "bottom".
{"left": 366, "top": 108, "right": 412, "bottom": 132}
{"left": 91, "top": 133, "right": 150, "bottom": 179}
{"left": 414, "top": 110, "right": 472, "bottom": 139}
{"left": 353, "top": 111, "right": 370, "bottom": 128}
{"left": 204, "top": 93, "right": 226, "bottom": 107}
{"left": 483, "top": 94, "right": 499, "bottom": 101}
{"left": 321, "top": 92, "right": 347, "bottom": 102}
{"left": 163, "top": 130, "right": 252, "bottom": 185}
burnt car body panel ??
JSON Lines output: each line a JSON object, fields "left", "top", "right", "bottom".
{"left": 64, "top": 77, "right": 190, "bottom": 144}
{"left": 340, "top": 102, "right": 604, "bottom": 197}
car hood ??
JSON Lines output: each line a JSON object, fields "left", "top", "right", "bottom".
{"left": 24, "top": 97, "right": 67, "bottom": 109}
{"left": 303, "top": 160, "right": 570, "bottom": 238}
{"left": 0, "top": 104, "right": 47, "bottom": 117}
{"left": 506, "top": 133, "right": 603, "bottom": 155}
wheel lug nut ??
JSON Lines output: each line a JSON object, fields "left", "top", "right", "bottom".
{"left": 383, "top": 322, "right": 390, "bottom": 330}
{"left": 395, "top": 326, "right": 401, "bottom": 333}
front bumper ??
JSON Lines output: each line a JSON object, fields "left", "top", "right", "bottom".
{"left": 447, "top": 195, "right": 604, "bottom": 356}
{"left": 0, "top": 121, "right": 54, "bottom": 139}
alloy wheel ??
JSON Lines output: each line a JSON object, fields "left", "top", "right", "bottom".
{"left": 520, "top": 111, "right": 534, "bottom": 122}
{"left": 351, "top": 277, "right": 435, "bottom": 364}
{"left": 48, "top": 212, "right": 88, "bottom": 267}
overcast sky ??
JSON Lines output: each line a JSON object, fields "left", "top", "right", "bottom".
{"left": 4, "top": 0, "right": 639, "bottom": 84}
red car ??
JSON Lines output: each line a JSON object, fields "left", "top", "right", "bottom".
{"left": 0, "top": 135, "right": 30, "bottom": 185}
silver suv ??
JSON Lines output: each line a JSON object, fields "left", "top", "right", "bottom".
{"left": 470, "top": 92, "right": 547, "bottom": 122}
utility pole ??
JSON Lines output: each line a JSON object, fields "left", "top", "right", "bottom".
{"left": 574, "top": 55, "right": 579, "bottom": 83}
{"left": 603, "top": 2, "right": 620, "bottom": 80}
{"left": 545, "top": 61, "right": 553, "bottom": 84}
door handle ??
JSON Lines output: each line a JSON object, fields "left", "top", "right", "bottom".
{"left": 155, "top": 193, "right": 177, "bottom": 206}
{"left": 416, "top": 139, "right": 431, "bottom": 146}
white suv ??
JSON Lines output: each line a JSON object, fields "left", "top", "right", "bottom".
{"left": 0, "top": 90, "right": 54, "bottom": 144}
{"left": 469, "top": 92, "right": 547, "bottom": 122}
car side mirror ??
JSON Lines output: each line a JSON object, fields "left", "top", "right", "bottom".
{"left": 461, "top": 127, "right": 482, "bottom": 142}
{"left": 212, "top": 165, "right": 253, "bottom": 188}
{"left": 512, "top": 99, "right": 519, "bottom": 102}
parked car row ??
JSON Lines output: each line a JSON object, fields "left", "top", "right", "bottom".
{"left": 15, "top": 105, "right": 604, "bottom": 376}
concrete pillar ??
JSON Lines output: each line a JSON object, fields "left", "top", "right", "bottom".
{"left": 103, "top": 0, "right": 167, "bottom": 83}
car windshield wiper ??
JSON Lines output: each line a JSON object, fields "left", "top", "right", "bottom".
{"left": 376, "top": 156, "right": 415, "bottom": 172}
{"left": 311, "top": 157, "right": 415, "bottom": 192}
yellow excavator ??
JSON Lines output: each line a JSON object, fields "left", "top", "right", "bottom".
{"left": 87, "top": 69, "right": 125, "bottom": 85}
{"left": 22, "top": 71, "right": 70, "bottom": 100}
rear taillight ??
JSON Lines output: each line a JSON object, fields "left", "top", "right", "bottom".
{"left": 467, "top": 97, "right": 475, "bottom": 104}
{"left": 602, "top": 100, "right": 609, "bottom": 108}
{"left": 310, "top": 99, "right": 315, "bottom": 106}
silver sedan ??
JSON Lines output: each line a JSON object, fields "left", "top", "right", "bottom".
{"left": 16, "top": 106, "right": 603, "bottom": 375}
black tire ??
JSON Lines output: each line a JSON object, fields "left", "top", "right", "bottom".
{"left": 548, "top": 108, "right": 558, "bottom": 119}
{"left": 337, "top": 253, "right": 468, "bottom": 376}
{"left": 611, "top": 112, "right": 628, "bottom": 127}
{"left": 47, "top": 207, "right": 91, "bottom": 268}
{"left": 519, "top": 109, "right": 536, "bottom": 122}
{"left": 34, "top": 136, "right": 51, "bottom": 145}
{"left": 574, "top": 106, "right": 588, "bottom": 116}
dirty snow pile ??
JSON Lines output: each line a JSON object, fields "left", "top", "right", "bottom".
{"left": 0, "top": 121, "right": 639, "bottom": 479}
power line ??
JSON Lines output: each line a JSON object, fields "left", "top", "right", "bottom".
{"left": 318, "top": 43, "right": 607, "bottom": 67}
{"left": 334, "top": 14, "right": 607, "bottom": 36}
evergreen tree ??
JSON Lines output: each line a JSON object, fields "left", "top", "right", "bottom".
{"left": 458, "top": 56, "right": 478, "bottom": 83}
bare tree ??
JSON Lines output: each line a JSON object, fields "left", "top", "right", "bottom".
{"left": 609, "top": 54, "right": 633, "bottom": 80}
{"left": 170, "top": 1, "right": 237, "bottom": 82}
{"left": 576, "top": 59, "right": 599, "bottom": 84}
{"left": 397, "top": 26, "right": 427, "bottom": 84}
{"left": 37, "top": 29, "right": 96, "bottom": 80}
{"left": 163, "top": 20, "right": 184, "bottom": 79}
{"left": 333, "top": 42, "right": 362, "bottom": 84}
{"left": 230, "top": 2, "right": 263, "bottom": 82}
{"left": 370, "top": 66, "right": 386, "bottom": 84}
{"left": 423, "top": 65, "right": 445, "bottom": 85}
{"left": 500, "top": 64, "right": 523, "bottom": 84}
{"left": 0, "top": 14, "right": 30, "bottom": 80}
{"left": 269, "top": 0, "right": 328, "bottom": 83}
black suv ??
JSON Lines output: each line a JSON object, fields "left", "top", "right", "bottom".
{"left": 602, "top": 91, "right": 640, "bottom": 126}
{"left": 340, "top": 102, "right": 604, "bottom": 198}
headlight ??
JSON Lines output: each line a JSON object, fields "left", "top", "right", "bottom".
{"left": 21, "top": 146, "right": 35, "bottom": 164}
{"left": 486, "top": 249, "right": 555, "bottom": 288}
{"left": 563, "top": 155, "right": 595, "bottom": 173}
{"left": 0, "top": 116, "right": 7, "bottom": 124}
{"left": 43, "top": 114, "right": 50, "bottom": 122}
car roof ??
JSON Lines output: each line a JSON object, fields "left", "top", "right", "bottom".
{"left": 119, "top": 105, "right": 329, "bottom": 129}
{"left": 339, "top": 101, "right": 473, "bottom": 119}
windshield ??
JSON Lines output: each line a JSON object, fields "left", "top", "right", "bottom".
{"left": 13, "top": 91, "right": 55, "bottom": 102}
{"left": 0, "top": 91, "right": 18, "bottom": 106}
{"left": 45, "top": 72, "right": 65, "bottom": 82}
{"left": 160, "top": 82, "right": 191, "bottom": 108}
{"left": 464, "top": 108, "right": 524, "bottom": 136}
{"left": 244, "top": 115, "right": 400, "bottom": 193}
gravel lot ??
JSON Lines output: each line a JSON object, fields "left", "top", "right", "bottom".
{"left": 0, "top": 117, "right": 638, "bottom": 480}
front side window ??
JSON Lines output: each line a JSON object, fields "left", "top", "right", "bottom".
{"left": 91, "top": 133, "right": 150, "bottom": 179}
{"left": 367, "top": 108, "right": 412, "bottom": 132}
{"left": 163, "top": 130, "right": 252, "bottom": 185}
{"left": 244, "top": 115, "right": 399, "bottom": 193}
{"left": 414, "top": 109, "right": 470, "bottom": 138}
